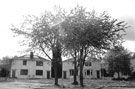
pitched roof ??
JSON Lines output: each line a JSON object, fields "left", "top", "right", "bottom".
{"left": 63, "top": 58, "right": 74, "bottom": 62}
{"left": 85, "top": 57, "right": 100, "bottom": 62}
{"left": 13, "top": 55, "right": 51, "bottom": 62}
{"left": 63, "top": 57, "right": 100, "bottom": 62}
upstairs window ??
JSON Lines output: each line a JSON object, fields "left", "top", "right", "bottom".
{"left": 36, "top": 61, "right": 43, "bottom": 66}
{"left": 23, "top": 60, "right": 27, "bottom": 65}
{"left": 85, "top": 62, "right": 91, "bottom": 66}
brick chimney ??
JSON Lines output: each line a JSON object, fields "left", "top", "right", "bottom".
{"left": 30, "top": 52, "right": 34, "bottom": 59}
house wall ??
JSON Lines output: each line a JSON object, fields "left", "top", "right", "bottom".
{"left": 10, "top": 60, "right": 51, "bottom": 79}
{"left": 62, "top": 60, "right": 101, "bottom": 79}
{"left": 11, "top": 57, "right": 101, "bottom": 79}
{"left": 62, "top": 61, "right": 74, "bottom": 79}
{"left": 83, "top": 61, "right": 101, "bottom": 78}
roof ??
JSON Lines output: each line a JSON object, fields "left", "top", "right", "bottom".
{"left": 63, "top": 57, "right": 100, "bottom": 62}
{"left": 13, "top": 55, "right": 51, "bottom": 62}
{"left": 132, "top": 53, "right": 135, "bottom": 59}
{"left": 63, "top": 58, "right": 74, "bottom": 62}
{"left": 85, "top": 57, "right": 100, "bottom": 62}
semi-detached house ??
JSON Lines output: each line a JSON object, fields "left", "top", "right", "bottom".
{"left": 63, "top": 57, "right": 101, "bottom": 79}
{"left": 10, "top": 53, "right": 101, "bottom": 79}
{"left": 10, "top": 53, "right": 51, "bottom": 79}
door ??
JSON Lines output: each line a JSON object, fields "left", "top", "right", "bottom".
{"left": 97, "top": 70, "right": 100, "bottom": 78}
{"left": 63, "top": 71, "right": 67, "bottom": 79}
{"left": 47, "top": 71, "right": 50, "bottom": 79}
{"left": 12, "top": 70, "right": 16, "bottom": 78}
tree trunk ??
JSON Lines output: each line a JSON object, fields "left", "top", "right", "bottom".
{"left": 54, "top": 61, "right": 59, "bottom": 85}
{"left": 118, "top": 72, "right": 120, "bottom": 79}
{"left": 117, "top": 65, "right": 120, "bottom": 79}
{"left": 79, "top": 62, "right": 84, "bottom": 87}
{"left": 79, "top": 48, "right": 85, "bottom": 87}
{"left": 72, "top": 58, "right": 78, "bottom": 85}
{"left": 52, "top": 41, "right": 62, "bottom": 86}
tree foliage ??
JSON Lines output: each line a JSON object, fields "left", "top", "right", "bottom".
{"left": 0, "top": 56, "right": 14, "bottom": 77}
{"left": 11, "top": 7, "right": 66, "bottom": 58}
{"left": 0, "top": 56, "right": 12, "bottom": 70}
{"left": 107, "top": 46, "right": 132, "bottom": 78}
{"left": 61, "top": 5, "right": 128, "bottom": 87}
{"left": 11, "top": 6, "right": 66, "bottom": 86}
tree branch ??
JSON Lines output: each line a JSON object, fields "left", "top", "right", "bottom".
{"left": 39, "top": 44, "right": 52, "bottom": 61}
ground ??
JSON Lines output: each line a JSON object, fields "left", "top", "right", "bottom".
{"left": 0, "top": 77, "right": 135, "bottom": 89}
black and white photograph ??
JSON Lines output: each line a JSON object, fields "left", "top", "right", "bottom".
{"left": 0, "top": 0, "right": 135, "bottom": 89}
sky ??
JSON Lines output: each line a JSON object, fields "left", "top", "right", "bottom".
{"left": 0, "top": 0, "right": 135, "bottom": 58}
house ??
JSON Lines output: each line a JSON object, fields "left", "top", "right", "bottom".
{"left": 10, "top": 52, "right": 51, "bottom": 79}
{"left": 10, "top": 52, "right": 101, "bottom": 79}
{"left": 100, "top": 59, "right": 109, "bottom": 77}
{"left": 62, "top": 57, "right": 101, "bottom": 79}
{"left": 62, "top": 58, "right": 74, "bottom": 79}
{"left": 84, "top": 57, "right": 101, "bottom": 78}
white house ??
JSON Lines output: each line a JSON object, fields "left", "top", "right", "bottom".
{"left": 84, "top": 57, "right": 101, "bottom": 78}
{"left": 62, "top": 58, "right": 74, "bottom": 79}
{"left": 10, "top": 52, "right": 101, "bottom": 79}
{"left": 10, "top": 52, "right": 51, "bottom": 79}
{"left": 62, "top": 57, "right": 101, "bottom": 79}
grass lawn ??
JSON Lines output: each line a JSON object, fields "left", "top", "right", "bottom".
{"left": 0, "top": 77, "right": 135, "bottom": 89}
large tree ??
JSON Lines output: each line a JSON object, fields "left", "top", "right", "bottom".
{"left": 107, "top": 46, "right": 132, "bottom": 78}
{"left": 61, "top": 5, "right": 128, "bottom": 87}
{"left": 11, "top": 7, "right": 66, "bottom": 86}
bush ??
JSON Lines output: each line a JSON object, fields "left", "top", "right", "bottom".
{"left": 112, "top": 77, "right": 128, "bottom": 81}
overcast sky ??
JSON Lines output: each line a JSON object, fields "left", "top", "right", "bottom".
{"left": 0, "top": 0, "right": 135, "bottom": 58}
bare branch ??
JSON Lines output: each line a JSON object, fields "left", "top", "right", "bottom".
{"left": 39, "top": 44, "right": 52, "bottom": 60}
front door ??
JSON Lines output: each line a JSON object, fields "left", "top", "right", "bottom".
{"left": 12, "top": 70, "right": 16, "bottom": 78}
{"left": 63, "top": 71, "right": 67, "bottom": 79}
{"left": 97, "top": 70, "right": 100, "bottom": 78}
{"left": 47, "top": 71, "right": 50, "bottom": 79}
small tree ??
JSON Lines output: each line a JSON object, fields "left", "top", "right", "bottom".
{"left": 0, "top": 56, "right": 13, "bottom": 77}
{"left": 107, "top": 46, "right": 132, "bottom": 78}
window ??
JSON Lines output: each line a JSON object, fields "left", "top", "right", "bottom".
{"left": 36, "top": 70, "right": 43, "bottom": 76}
{"left": 69, "top": 69, "right": 74, "bottom": 76}
{"left": 91, "top": 70, "right": 93, "bottom": 75}
{"left": 85, "top": 62, "right": 91, "bottom": 66}
{"left": 20, "top": 69, "right": 28, "bottom": 75}
{"left": 23, "top": 60, "right": 27, "bottom": 65}
{"left": 87, "top": 70, "right": 90, "bottom": 75}
{"left": 36, "top": 61, "right": 43, "bottom": 66}
{"left": 85, "top": 62, "right": 88, "bottom": 66}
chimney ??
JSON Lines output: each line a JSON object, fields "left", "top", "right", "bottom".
{"left": 30, "top": 52, "right": 34, "bottom": 59}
